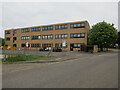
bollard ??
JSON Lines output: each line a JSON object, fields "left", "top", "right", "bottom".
{"left": 4, "top": 54, "right": 6, "bottom": 62}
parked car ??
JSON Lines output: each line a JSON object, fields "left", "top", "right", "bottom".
{"left": 53, "top": 47, "right": 62, "bottom": 52}
{"left": 39, "top": 47, "right": 51, "bottom": 51}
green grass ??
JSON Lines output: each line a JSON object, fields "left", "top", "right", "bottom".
{"left": 2, "top": 55, "right": 52, "bottom": 64}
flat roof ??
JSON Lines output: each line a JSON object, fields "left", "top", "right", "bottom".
{"left": 5, "top": 20, "right": 89, "bottom": 31}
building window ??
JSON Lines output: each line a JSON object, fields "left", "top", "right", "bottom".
{"left": 13, "top": 37, "right": 17, "bottom": 41}
{"left": 21, "top": 43, "right": 30, "bottom": 47}
{"left": 73, "top": 43, "right": 85, "bottom": 48}
{"left": 42, "top": 26, "right": 53, "bottom": 31}
{"left": 6, "top": 37, "right": 10, "bottom": 41}
{"left": 55, "top": 34, "right": 68, "bottom": 39}
{"left": 55, "top": 24, "right": 68, "bottom": 30}
{"left": 42, "top": 35, "right": 53, "bottom": 39}
{"left": 5, "top": 31, "right": 10, "bottom": 34}
{"left": 13, "top": 30, "right": 16, "bottom": 34}
{"left": 21, "top": 28, "right": 29, "bottom": 33}
{"left": 31, "top": 27, "right": 40, "bottom": 32}
{"left": 31, "top": 35, "right": 41, "bottom": 40}
{"left": 70, "top": 33, "right": 85, "bottom": 38}
{"left": 21, "top": 36, "right": 30, "bottom": 40}
{"left": 70, "top": 23, "right": 85, "bottom": 28}
{"left": 13, "top": 44, "right": 17, "bottom": 47}
{"left": 55, "top": 43, "right": 62, "bottom": 47}
{"left": 31, "top": 44, "right": 41, "bottom": 48}
{"left": 42, "top": 44, "right": 52, "bottom": 47}
{"left": 81, "top": 33, "right": 85, "bottom": 37}
{"left": 55, "top": 43, "right": 67, "bottom": 48}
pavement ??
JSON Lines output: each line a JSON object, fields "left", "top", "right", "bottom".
{"left": 2, "top": 50, "right": 118, "bottom": 88}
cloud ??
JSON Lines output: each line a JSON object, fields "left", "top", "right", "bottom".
{"left": 1, "top": 2, "right": 118, "bottom": 38}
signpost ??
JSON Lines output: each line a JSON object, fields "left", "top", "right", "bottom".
{"left": 26, "top": 42, "right": 28, "bottom": 55}
{"left": 62, "top": 40, "right": 66, "bottom": 56}
{"left": 26, "top": 42, "right": 28, "bottom": 51}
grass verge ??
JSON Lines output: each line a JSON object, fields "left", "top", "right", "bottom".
{"left": 1, "top": 55, "right": 52, "bottom": 64}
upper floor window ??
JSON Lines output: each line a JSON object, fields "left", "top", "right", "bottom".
{"left": 6, "top": 37, "right": 10, "bottom": 41}
{"left": 31, "top": 35, "right": 41, "bottom": 40}
{"left": 42, "top": 26, "right": 53, "bottom": 31}
{"left": 21, "top": 28, "right": 29, "bottom": 33}
{"left": 70, "top": 33, "right": 85, "bottom": 38}
{"left": 42, "top": 35, "right": 53, "bottom": 39}
{"left": 5, "top": 31, "right": 10, "bottom": 34}
{"left": 55, "top": 34, "right": 68, "bottom": 39}
{"left": 31, "top": 27, "right": 41, "bottom": 32}
{"left": 70, "top": 23, "right": 85, "bottom": 28}
{"left": 13, "top": 30, "right": 16, "bottom": 34}
{"left": 55, "top": 24, "right": 68, "bottom": 30}
{"left": 21, "top": 36, "right": 30, "bottom": 40}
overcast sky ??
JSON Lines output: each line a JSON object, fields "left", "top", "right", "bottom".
{"left": 0, "top": 1, "right": 119, "bottom": 38}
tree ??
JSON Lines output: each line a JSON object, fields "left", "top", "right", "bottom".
{"left": 88, "top": 21, "right": 118, "bottom": 51}
{"left": 2, "top": 38, "right": 5, "bottom": 46}
{"left": 0, "top": 38, "right": 5, "bottom": 46}
{"left": 116, "top": 31, "right": 120, "bottom": 48}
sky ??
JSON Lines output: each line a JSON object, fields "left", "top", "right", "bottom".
{"left": 0, "top": 1, "right": 119, "bottom": 38}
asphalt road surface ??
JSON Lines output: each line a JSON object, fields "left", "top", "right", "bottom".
{"left": 2, "top": 52, "right": 118, "bottom": 88}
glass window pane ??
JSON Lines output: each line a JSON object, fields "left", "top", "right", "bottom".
{"left": 70, "top": 34, "right": 73, "bottom": 38}
{"left": 74, "top": 44, "right": 77, "bottom": 47}
{"left": 81, "top": 23, "right": 85, "bottom": 26}
{"left": 65, "top": 25, "right": 68, "bottom": 28}
{"left": 62, "top": 34, "right": 64, "bottom": 38}
{"left": 78, "top": 33, "right": 81, "bottom": 37}
{"left": 59, "top": 26, "right": 61, "bottom": 29}
{"left": 81, "top": 33, "right": 85, "bottom": 37}
{"left": 77, "top": 23, "right": 81, "bottom": 27}
{"left": 59, "top": 34, "right": 61, "bottom": 38}
{"left": 38, "top": 36, "right": 40, "bottom": 39}
{"left": 65, "top": 34, "right": 68, "bottom": 38}
{"left": 51, "top": 35, "right": 53, "bottom": 39}
{"left": 55, "top": 35, "right": 58, "bottom": 39}
{"left": 78, "top": 43, "right": 80, "bottom": 47}
{"left": 74, "top": 34, "right": 77, "bottom": 37}
{"left": 70, "top": 24, "right": 73, "bottom": 28}
{"left": 74, "top": 24, "right": 77, "bottom": 27}
{"left": 45, "top": 35, "right": 47, "bottom": 39}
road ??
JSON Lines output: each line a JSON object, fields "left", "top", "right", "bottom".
{"left": 2, "top": 52, "right": 118, "bottom": 88}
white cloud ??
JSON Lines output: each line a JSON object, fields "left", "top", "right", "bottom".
{"left": 1, "top": 2, "right": 118, "bottom": 38}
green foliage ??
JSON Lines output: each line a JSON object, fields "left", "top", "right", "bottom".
{"left": 88, "top": 21, "right": 118, "bottom": 49}
{"left": 0, "top": 38, "right": 5, "bottom": 46}
{"left": 2, "top": 38, "right": 5, "bottom": 46}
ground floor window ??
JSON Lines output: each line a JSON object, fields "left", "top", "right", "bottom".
{"left": 55, "top": 43, "right": 67, "bottom": 48}
{"left": 13, "top": 44, "right": 17, "bottom": 47}
{"left": 55, "top": 43, "right": 62, "bottom": 47}
{"left": 31, "top": 44, "right": 41, "bottom": 48}
{"left": 42, "top": 43, "right": 52, "bottom": 47}
{"left": 21, "top": 43, "right": 30, "bottom": 47}
{"left": 72, "top": 43, "right": 85, "bottom": 48}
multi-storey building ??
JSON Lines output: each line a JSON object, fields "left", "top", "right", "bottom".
{"left": 5, "top": 21, "right": 90, "bottom": 51}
